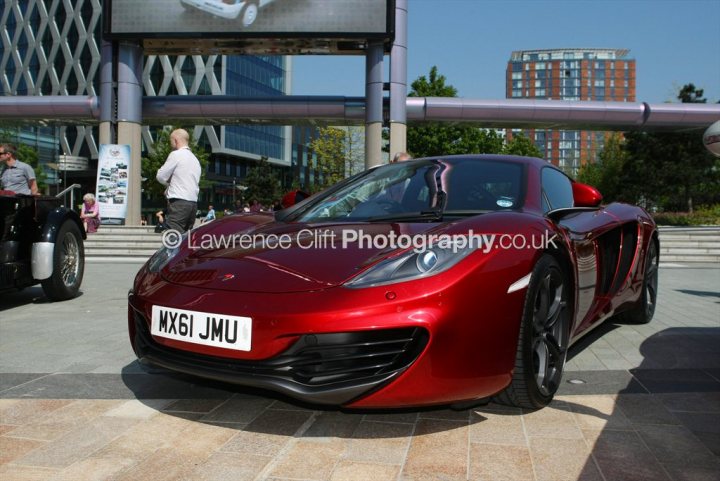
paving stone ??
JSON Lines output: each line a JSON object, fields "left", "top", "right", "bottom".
{"left": 528, "top": 437, "right": 603, "bottom": 481}
{"left": 636, "top": 424, "right": 720, "bottom": 469}
{"left": 401, "top": 419, "right": 469, "bottom": 481}
{"left": 186, "top": 452, "right": 272, "bottom": 481}
{"left": 13, "top": 416, "right": 140, "bottom": 468}
{"left": 221, "top": 409, "right": 313, "bottom": 456}
{"left": 329, "top": 461, "right": 400, "bottom": 481}
{"left": 270, "top": 439, "right": 346, "bottom": 480}
{"left": 582, "top": 429, "right": 671, "bottom": 481}
{"left": 344, "top": 420, "right": 413, "bottom": 464}
{"left": 468, "top": 443, "right": 534, "bottom": 481}
{"left": 614, "top": 393, "right": 681, "bottom": 425}
{"left": 521, "top": 403, "right": 584, "bottom": 440}
{"left": 469, "top": 410, "right": 527, "bottom": 446}
{"left": 302, "top": 411, "right": 364, "bottom": 439}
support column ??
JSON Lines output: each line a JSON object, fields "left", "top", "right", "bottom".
{"left": 365, "top": 41, "right": 384, "bottom": 169}
{"left": 389, "top": 0, "right": 408, "bottom": 157}
{"left": 116, "top": 42, "right": 143, "bottom": 226}
{"left": 98, "top": 40, "right": 115, "bottom": 146}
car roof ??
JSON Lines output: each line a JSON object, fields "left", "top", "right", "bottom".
{"left": 412, "top": 154, "right": 545, "bottom": 167}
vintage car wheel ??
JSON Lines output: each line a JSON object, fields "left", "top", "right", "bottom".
{"left": 495, "top": 255, "right": 571, "bottom": 409}
{"left": 622, "top": 241, "right": 658, "bottom": 324}
{"left": 240, "top": 2, "right": 259, "bottom": 27}
{"left": 41, "top": 221, "right": 85, "bottom": 301}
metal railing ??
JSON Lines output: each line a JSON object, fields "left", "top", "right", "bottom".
{"left": 55, "top": 183, "right": 82, "bottom": 209}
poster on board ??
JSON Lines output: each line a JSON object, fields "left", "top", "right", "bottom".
{"left": 96, "top": 144, "right": 131, "bottom": 220}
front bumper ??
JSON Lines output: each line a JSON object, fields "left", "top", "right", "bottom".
{"left": 130, "top": 304, "right": 428, "bottom": 405}
{"left": 128, "top": 255, "right": 526, "bottom": 407}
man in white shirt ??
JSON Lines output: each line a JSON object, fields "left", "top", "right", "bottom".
{"left": 156, "top": 129, "right": 201, "bottom": 233}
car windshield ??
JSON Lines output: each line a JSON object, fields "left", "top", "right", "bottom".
{"left": 293, "top": 158, "right": 525, "bottom": 223}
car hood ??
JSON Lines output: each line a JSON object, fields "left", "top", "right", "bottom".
{"left": 159, "top": 212, "right": 546, "bottom": 293}
{"left": 159, "top": 214, "right": 453, "bottom": 293}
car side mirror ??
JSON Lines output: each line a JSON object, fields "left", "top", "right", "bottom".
{"left": 572, "top": 182, "right": 603, "bottom": 208}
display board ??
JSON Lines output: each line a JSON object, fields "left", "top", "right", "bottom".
{"left": 104, "top": 0, "right": 395, "bottom": 54}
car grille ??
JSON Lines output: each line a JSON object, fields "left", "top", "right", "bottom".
{"left": 132, "top": 309, "right": 428, "bottom": 387}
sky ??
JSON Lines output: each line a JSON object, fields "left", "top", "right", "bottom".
{"left": 291, "top": 0, "right": 720, "bottom": 104}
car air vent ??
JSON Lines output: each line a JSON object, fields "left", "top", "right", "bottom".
{"left": 275, "top": 328, "right": 429, "bottom": 385}
{"left": 163, "top": 269, "right": 218, "bottom": 286}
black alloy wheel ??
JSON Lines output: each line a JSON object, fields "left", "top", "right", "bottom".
{"left": 495, "top": 254, "right": 571, "bottom": 409}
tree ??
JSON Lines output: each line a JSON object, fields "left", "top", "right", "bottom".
{"left": 622, "top": 83, "right": 718, "bottom": 212}
{"left": 583, "top": 84, "right": 719, "bottom": 212}
{"left": 343, "top": 126, "right": 365, "bottom": 176}
{"left": 141, "top": 127, "right": 210, "bottom": 201}
{"left": 243, "top": 157, "right": 281, "bottom": 207}
{"left": 309, "top": 127, "right": 346, "bottom": 189}
{"left": 577, "top": 133, "right": 627, "bottom": 202}
{"left": 406, "top": 66, "right": 506, "bottom": 157}
{"left": 503, "top": 134, "right": 543, "bottom": 158}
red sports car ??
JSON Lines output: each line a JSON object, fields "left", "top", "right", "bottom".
{"left": 128, "top": 155, "right": 658, "bottom": 409}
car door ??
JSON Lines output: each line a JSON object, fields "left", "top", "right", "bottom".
{"left": 541, "top": 168, "right": 620, "bottom": 336}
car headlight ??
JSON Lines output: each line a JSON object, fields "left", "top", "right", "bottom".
{"left": 147, "top": 243, "right": 182, "bottom": 273}
{"left": 345, "top": 242, "right": 477, "bottom": 288}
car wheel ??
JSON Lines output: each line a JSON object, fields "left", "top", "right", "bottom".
{"left": 495, "top": 254, "right": 571, "bottom": 409}
{"left": 41, "top": 221, "right": 85, "bottom": 301}
{"left": 622, "top": 240, "right": 658, "bottom": 324}
{"left": 240, "top": 2, "right": 259, "bottom": 27}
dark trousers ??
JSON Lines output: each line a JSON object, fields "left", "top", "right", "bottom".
{"left": 165, "top": 198, "right": 197, "bottom": 233}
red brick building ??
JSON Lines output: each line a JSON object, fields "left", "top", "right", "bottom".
{"left": 506, "top": 48, "right": 636, "bottom": 175}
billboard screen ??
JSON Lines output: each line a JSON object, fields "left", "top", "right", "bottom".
{"left": 105, "top": 0, "right": 394, "bottom": 40}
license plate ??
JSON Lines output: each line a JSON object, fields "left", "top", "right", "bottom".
{"left": 151, "top": 305, "right": 251, "bottom": 351}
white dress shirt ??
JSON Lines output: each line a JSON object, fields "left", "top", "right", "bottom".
{"left": 156, "top": 147, "right": 201, "bottom": 202}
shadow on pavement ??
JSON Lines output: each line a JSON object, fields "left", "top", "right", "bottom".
{"left": 0, "top": 286, "right": 84, "bottom": 311}
{"left": 561, "top": 327, "right": 720, "bottom": 480}
{"left": 118, "top": 362, "right": 486, "bottom": 438}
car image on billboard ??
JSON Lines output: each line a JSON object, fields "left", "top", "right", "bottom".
{"left": 180, "top": 0, "right": 276, "bottom": 27}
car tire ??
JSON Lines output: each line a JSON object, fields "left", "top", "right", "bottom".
{"left": 41, "top": 220, "right": 85, "bottom": 301}
{"left": 495, "top": 254, "right": 571, "bottom": 409}
{"left": 240, "top": 2, "right": 259, "bottom": 27}
{"left": 622, "top": 240, "right": 658, "bottom": 324}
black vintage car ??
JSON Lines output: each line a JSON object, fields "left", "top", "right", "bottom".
{"left": 0, "top": 193, "right": 85, "bottom": 300}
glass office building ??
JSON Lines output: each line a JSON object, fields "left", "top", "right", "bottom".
{"left": 506, "top": 48, "right": 636, "bottom": 175}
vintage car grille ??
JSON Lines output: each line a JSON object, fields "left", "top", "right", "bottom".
{"left": 133, "top": 310, "right": 428, "bottom": 387}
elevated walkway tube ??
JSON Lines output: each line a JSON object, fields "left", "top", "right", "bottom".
{"left": 1, "top": 95, "right": 717, "bottom": 131}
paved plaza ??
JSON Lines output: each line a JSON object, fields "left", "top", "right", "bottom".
{"left": 0, "top": 261, "right": 718, "bottom": 481}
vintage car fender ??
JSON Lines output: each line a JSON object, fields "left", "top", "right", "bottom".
{"left": 31, "top": 208, "right": 85, "bottom": 280}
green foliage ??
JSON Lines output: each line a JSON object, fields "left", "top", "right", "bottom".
{"left": 653, "top": 205, "right": 720, "bottom": 226}
{"left": 577, "top": 133, "right": 628, "bottom": 201}
{"left": 406, "top": 66, "right": 507, "bottom": 158}
{"left": 503, "top": 134, "right": 543, "bottom": 158}
{"left": 343, "top": 126, "right": 366, "bottom": 176}
{"left": 408, "top": 66, "right": 458, "bottom": 97}
{"left": 141, "top": 127, "right": 210, "bottom": 201}
{"left": 580, "top": 83, "right": 719, "bottom": 213}
{"left": 243, "top": 157, "right": 281, "bottom": 207}
{"left": 309, "top": 127, "right": 346, "bottom": 189}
